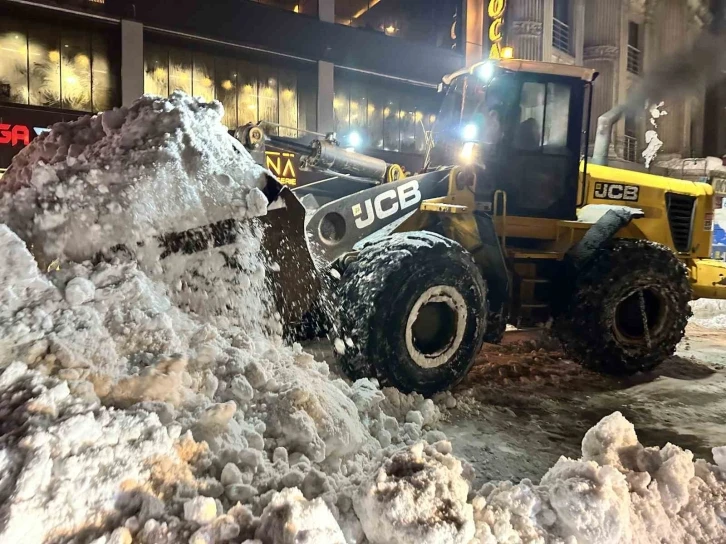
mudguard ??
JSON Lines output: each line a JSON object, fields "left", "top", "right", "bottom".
{"left": 305, "top": 169, "right": 451, "bottom": 263}
{"left": 568, "top": 207, "right": 645, "bottom": 267}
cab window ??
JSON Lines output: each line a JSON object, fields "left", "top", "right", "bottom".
{"left": 515, "top": 81, "right": 571, "bottom": 154}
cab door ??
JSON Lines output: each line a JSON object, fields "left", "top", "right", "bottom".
{"left": 485, "top": 74, "right": 585, "bottom": 220}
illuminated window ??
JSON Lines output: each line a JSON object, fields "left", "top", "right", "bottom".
{"left": 144, "top": 43, "right": 317, "bottom": 134}
{"left": 334, "top": 74, "right": 439, "bottom": 154}
{"left": 28, "top": 23, "right": 61, "bottom": 108}
{"left": 169, "top": 47, "right": 192, "bottom": 95}
{"left": 0, "top": 17, "right": 117, "bottom": 112}
{"left": 0, "top": 18, "right": 28, "bottom": 105}
{"left": 249, "top": 0, "right": 317, "bottom": 16}
{"left": 335, "top": 0, "right": 462, "bottom": 51}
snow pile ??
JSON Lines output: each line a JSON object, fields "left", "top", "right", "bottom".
{"left": 690, "top": 299, "right": 726, "bottom": 329}
{"left": 470, "top": 412, "right": 726, "bottom": 543}
{"left": 0, "top": 362, "right": 183, "bottom": 543}
{"left": 0, "top": 221, "right": 445, "bottom": 543}
{"left": 355, "top": 440, "right": 474, "bottom": 544}
{"left": 2, "top": 93, "right": 725, "bottom": 544}
{"left": 350, "top": 412, "right": 726, "bottom": 544}
{"left": 0, "top": 94, "right": 442, "bottom": 543}
{"left": 0, "top": 91, "right": 270, "bottom": 268}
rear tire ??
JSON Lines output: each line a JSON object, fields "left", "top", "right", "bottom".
{"left": 337, "top": 232, "right": 487, "bottom": 395}
{"left": 554, "top": 239, "right": 692, "bottom": 374}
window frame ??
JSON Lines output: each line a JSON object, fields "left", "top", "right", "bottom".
{"left": 514, "top": 78, "right": 574, "bottom": 156}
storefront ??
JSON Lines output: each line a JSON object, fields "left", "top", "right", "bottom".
{"left": 0, "top": 9, "right": 120, "bottom": 174}
{"left": 0, "top": 104, "right": 80, "bottom": 175}
{"left": 1, "top": 0, "right": 469, "bottom": 182}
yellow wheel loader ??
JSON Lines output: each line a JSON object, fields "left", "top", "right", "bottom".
{"left": 224, "top": 58, "right": 726, "bottom": 396}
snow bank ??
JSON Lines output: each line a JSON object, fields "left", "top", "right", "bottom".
{"left": 1, "top": 93, "right": 724, "bottom": 544}
{"left": 691, "top": 299, "right": 726, "bottom": 329}
{"left": 0, "top": 92, "right": 269, "bottom": 267}
{"left": 355, "top": 441, "right": 474, "bottom": 544}
{"left": 0, "top": 94, "right": 440, "bottom": 543}
{"left": 471, "top": 412, "right": 726, "bottom": 543}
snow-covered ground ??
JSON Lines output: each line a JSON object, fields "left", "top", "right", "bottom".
{"left": 1, "top": 94, "right": 725, "bottom": 543}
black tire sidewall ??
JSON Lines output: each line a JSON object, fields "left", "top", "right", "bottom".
{"left": 371, "top": 255, "right": 486, "bottom": 395}
{"left": 557, "top": 240, "right": 691, "bottom": 374}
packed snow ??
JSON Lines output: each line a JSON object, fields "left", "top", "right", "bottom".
{"left": 0, "top": 93, "right": 725, "bottom": 543}
{"left": 691, "top": 299, "right": 726, "bottom": 329}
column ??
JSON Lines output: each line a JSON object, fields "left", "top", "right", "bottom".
{"left": 572, "top": 0, "right": 586, "bottom": 64}
{"left": 318, "top": 0, "right": 334, "bottom": 23}
{"left": 317, "top": 0, "right": 335, "bottom": 133}
{"left": 465, "top": 0, "right": 485, "bottom": 65}
{"left": 121, "top": 20, "right": 144, "bottom": 107}
{"left": 583, "top": 0, "right": 624, "bottom": 151}
{"left": 508, "top": 0, "right": 546, "bottom": 61}
{"left": 317, "top": 61, "right": 335, "bottom": 134}
{"left": 646, "top": 0, "right": 690, "bottom": 157}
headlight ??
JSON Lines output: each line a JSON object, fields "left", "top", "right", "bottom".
{"left": 462, "top": 123, "right": 478, "bottom": 141}
{"left": 477, "top": 62, "right": 495, "bottom": 81}
{"left": 460, "top": 142, "right": 479, "bottom": 163}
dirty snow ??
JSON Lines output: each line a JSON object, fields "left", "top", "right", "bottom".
{"left": 577, "top": 204, "right": 644, "bottom": 224}
{"left": 0, "top": 94, "right": 442, "bottom": 543}
{"left": 1, "top": 93, "right": 725, "bottom": 544}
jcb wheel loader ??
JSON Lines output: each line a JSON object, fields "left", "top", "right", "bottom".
{"left": 231, "top": 58, "right": 726, "bottom": 396}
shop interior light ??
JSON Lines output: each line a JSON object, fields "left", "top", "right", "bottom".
{"left": 501, "top": 46, "right": 514, "bottom": 59}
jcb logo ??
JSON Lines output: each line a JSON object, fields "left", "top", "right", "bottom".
{"left": 0, "top": 123, "right": 30, "bottom": 147}
{"left": 352, "top": 180, "right": 422, "bottom": 229}
{"left": 594, "top": 182, "right": 639, "bottom": 202}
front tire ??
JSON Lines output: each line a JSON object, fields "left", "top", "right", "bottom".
{"left": 337, "top": 232, "right": 487, "bottom": 395}
{"left": 554, "top": 239, "right": 692, "bottom": 374}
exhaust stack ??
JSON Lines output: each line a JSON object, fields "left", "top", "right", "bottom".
{"left": 591, "top": 104, "right": 626, "bottom": 166}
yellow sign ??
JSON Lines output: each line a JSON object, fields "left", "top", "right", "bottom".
{"left": 488, "top": 0, "right": 507, "bottom": 59}
{"left": 266, "top": 151, "right": 297, "bottom": 186}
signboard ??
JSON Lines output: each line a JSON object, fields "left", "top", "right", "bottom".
{"left": 487, "top": 0, "right": 507, "bottom": 59}
{"left": 265, "top": 150, "right": 298, "bottom": 186}
{"left": 0, "top": 105, "right": 72, "bottom": 170}
{"left": 263, "top": 144, "right": 330, "bottom": 188}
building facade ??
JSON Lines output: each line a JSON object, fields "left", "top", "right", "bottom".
{"left": 0, "top": 0, "right": 718, "bottom": 181}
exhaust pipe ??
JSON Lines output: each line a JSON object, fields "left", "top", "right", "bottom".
{"left": 591, "top": 104, "right": 627, "bottom": 166}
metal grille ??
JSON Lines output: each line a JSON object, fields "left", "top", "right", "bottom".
{"left": 627, "top": 45, "right": 642, "bottom": 75}
{"left": 666, "top": 193, "right": 696, "bottom": 253}
{"left": 552, "top": 18, "right": 571, "bottom": 54}
{"left": 623, "top": 135, "right": 638, "bottom": 162}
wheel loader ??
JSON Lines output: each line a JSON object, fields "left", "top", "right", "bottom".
{"left": 191, "top": 58, "right": 726, "bottom": 396}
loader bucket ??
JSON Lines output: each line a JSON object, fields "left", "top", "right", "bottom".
{"left": 156, "top": 179, "right": 322, "bottom": 335}
{"left": 259, "top": 187, "right": 323, "bottom": 332}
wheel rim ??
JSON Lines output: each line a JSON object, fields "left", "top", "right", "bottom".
{"left": 405, "top": 286, "right": 467, "bottom": 369}
{"left": 612, "top": 286, "right": 668, "bottom": 347}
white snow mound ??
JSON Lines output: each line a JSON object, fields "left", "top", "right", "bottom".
{"left": 0, "top": 92, "right": 269, "bottom": 266}
{"left": 355, "top": 440, "right": 475, "bottom": 544}
{"left": 472, "top": 412, "right": 726, "bottom": 544}
{"left": 1, "top": 93, "right": 725, "bottom": 544}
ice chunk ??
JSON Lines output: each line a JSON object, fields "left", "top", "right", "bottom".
{"left": 255, "top": 488, "right": 345, "bottom": 544}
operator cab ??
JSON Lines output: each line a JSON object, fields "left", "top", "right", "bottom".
{"left": 429, "top": 59, "right": 598, "bottom": 220}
